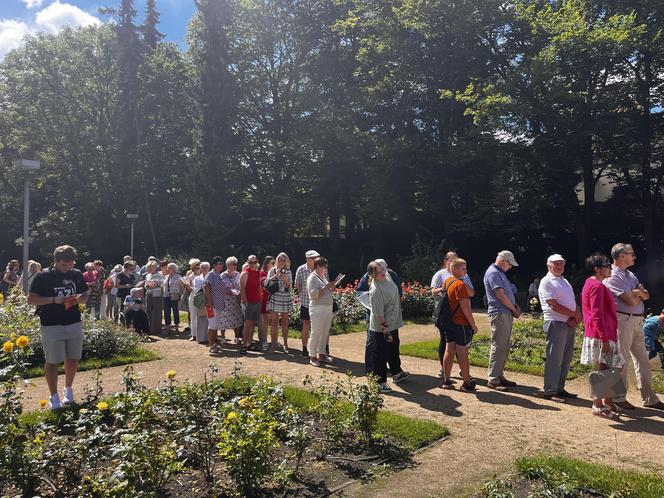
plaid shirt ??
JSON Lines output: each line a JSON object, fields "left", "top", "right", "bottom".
{"left": 295, "top": 264, "right": 313, "bottom": 308}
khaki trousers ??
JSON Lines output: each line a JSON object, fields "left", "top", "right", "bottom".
{"left": 616, "top": 314, "right": 660, "bottom": 406}
{"left": 487, "top": 312, "right": 514, "bottom": 384}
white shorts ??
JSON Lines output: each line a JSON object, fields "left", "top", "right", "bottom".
{"left": 207, "top": 309, "right": 224, "bottom": 330}
{"left": 41, "top": 322, "right": 84, "bottom": 364}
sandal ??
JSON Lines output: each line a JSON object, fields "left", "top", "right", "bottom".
{"left": 441, "top": 380, "right": 455, "bottom": 390}
{"left": 592, "top": 406, "right": 620, "bottom": 420}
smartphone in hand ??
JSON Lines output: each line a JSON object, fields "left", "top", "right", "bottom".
{"left": 334, "top": 274, "right": 345, "bottom": 286}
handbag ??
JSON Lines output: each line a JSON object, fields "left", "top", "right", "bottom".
{"left": 265, "top": 279, "right": 280, "bottom": 295}
{"left": 588, "top": 368, "right": 625, "bottom": 400}
{"left": 193, "top": 288, "right": 207, "bottom": 309}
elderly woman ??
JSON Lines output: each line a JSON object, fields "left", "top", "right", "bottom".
{"left": 307, "top": 257, "right": 339, "bottom": 367}
{"left": 368, "top": 260, "right": 409, "bottom": 393}
{"left": 218, "top": 256, "right": 244, "bottom": 343}
{"left": 265, "top": 252, "right": 293, "bottom": 354}
{"left": 163, "top": 262, "right": 184, "bottom": 333}
{"left": 17, "top": 260, "right": 41, "bottom": 294}
{"left": 185, "top": 259, "right": 202, "bottom": 341}
{"left": 106, "top": 264, "right": 122, "bottom": 320}
{"left": 143, "top": 260, "right": 164, "bottom": 335}
{"left": 581, "top": 253, "right": 625, "bottom": 420}
{"left": 1, "top": 259, "right": 20, "bottom": 299}
{"left": 193, "top": 261, "right": 211, "bottom": 344}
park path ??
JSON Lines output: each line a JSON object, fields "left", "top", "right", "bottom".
{"left": 21, "top": 318, "right": 664, "bottom": 498}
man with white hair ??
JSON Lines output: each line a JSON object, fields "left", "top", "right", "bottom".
{"left": 604, "top": 243, "right": 664, "bottom": 410}
{"left": 538, "top": 254, "right": 582, "bottom": 402}
{"left": 295, "top": 250, "right": 320, "bottom": 357}
{"left": 483, "top": 250, "right": 521, "bottom": 391}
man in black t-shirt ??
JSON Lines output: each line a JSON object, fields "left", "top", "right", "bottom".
{"left": 28, "top": 245, "right": 88, "bottom": 409}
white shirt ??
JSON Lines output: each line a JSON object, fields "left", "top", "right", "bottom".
{"left": 538, "top": 272, "right": 576, "bottom": 322}
{"left": 193, "top": 274, "right": 206, "bottom": 292}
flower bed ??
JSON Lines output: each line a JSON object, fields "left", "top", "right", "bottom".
{"left": 0, "top": 290, "right": 154, "bottom": 377}
{"left": 0, "top": 363, "right": 448, "bottom": 497}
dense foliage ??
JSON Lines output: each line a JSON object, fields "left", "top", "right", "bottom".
{"left": 2, "top": 0, "right": 664, "bottom": 288}
{"left": 0, "top": 290, "right": 141, "bottom": 372}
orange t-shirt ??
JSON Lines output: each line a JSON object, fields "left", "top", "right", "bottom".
{"left": 444, "top": 276, "right": 470, "bottom": 326}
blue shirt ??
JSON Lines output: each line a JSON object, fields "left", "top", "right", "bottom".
{"left": 483, "top": 263, "right": 516, "bottom": 315}
{"left": 603, "top": 266, "right": 644, "bottom": 315}
{"left": 357, "top": 270, "right": 402, "bottom": 297}
{"left": 643, "top": 316, "right": 662, "bottom": 352}
{"left": 430, "top": 269, "right": 474, "bottom": 290}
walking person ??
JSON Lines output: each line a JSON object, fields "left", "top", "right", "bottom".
{"left": 295, "top": 250, "right": 320, "bottom": 357}
{"left": 603, "top": 243, "right": 664, "bottom": 410}
{"left": 307, "top": 257, "right": 338, "bottom": 367}
{"left": 431, "top": 251, "right": 475, "bottom": 379}
{"left": 259, "top": 256, "right": 275, "bottom": 351}
{"left": 538, "top": 254, "right": 582, "bottom": 402}
{"left": 143, "top": 260, "right": 165, "bottom": 335}
{"left": 580, "top": 253, "right": 625, "bottom": 419}
{"left": 368, "top": 261, "right": 409, "bottom": 392}
{"left": 265, "top": 252, "right": 294, "bottom": 354}
{"left": 27, "top": 245, "right": 88, "bottom": 409}
{"left": 440, "top": 259, "right": 478, "bottom": 392}
{"left": 163, "top": 263, "right": 184, "bottom": 333}
{"left": 483, "top": 250, "right": 521, "bottom": 391}
{"left": 240, "top": 255, "right": 262, "bottom": 353}
{"left": 204, "top": 256, "right": 226, "bottom": 354}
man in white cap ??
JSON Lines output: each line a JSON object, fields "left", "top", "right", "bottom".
{"left": 538, "top": 254, "right": 582, "bottom": 402}
{"left": 483, "top": 250, "right": 521, "bottom": 390}
{"left": 295, "top": 250, "right": 320, "bottom": 357}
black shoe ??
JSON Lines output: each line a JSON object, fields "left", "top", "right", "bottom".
{"left": 302, "top": 347, "right": 308, "bottom": 357}
{"left": 460, "top": 380, "right": 477, "bottom": 392}
{"left": 240, "top": 346, "right": 247, "bottom": 355}
{"left": 558, "top": 389, "right": 577, "bottom": 398}
{"left": 500, "top": 377, "right": 517, "bottom": 387}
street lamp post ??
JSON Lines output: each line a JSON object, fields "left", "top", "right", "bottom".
{"left": 127, "top": 214, "right": 139, "bottom": 259}
{"left": 15, "top": 159, "right": 40, "bottom": 293}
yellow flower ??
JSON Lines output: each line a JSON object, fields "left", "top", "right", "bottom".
{"left": 166, "top": 370, "right": 176, "bottom": 380}
{"left": 238, "top": 397, "right": 250, "bottom": 408}
{"left": 97, "top": 401, "right": 109, "bottom": 411}
{"left": 226, "top": 411, "right": 237, "bottom": 422}
{"left": 2, "top": 341, "right": 13, "bottom": 354}
{"left": 15, "top": 335, "right": 29, "bottom": 348}
{"left": 33, "top": 435, "right": 43, "bottom": 444}
{"left": 39, "top": 399, "right": 47, "bottom": 409}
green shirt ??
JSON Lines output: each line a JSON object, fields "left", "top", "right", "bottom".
{"left": 369, "top": 278, "right": 404, "bottom": 332}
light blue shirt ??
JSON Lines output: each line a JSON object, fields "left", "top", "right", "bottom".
{"left": 483, "top": 263, "right": 516, "bottom": 315}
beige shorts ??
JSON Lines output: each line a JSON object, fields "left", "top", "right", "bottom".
{"left": 41, "top": 322, "right": 84, "bottom": 364}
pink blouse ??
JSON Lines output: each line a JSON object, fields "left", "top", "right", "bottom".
{"left": 581, "top": 277, "right": 618, "bottom": 342}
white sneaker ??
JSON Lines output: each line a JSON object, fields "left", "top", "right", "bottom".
{"left": 49, "top": 394, "right": 62, "bottom": 410}
{"left": 62, "top": 387, "right": 75, "bottom": 405}
{"left": 378, "top": 383, "right": 392, "bottom": 393}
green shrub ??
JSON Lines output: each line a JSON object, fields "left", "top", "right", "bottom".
{"left": 0, "top": 290, "right": 140, "bottom": 370}
{"left": 400, "top": 281, "right": 435, "bottom": 319}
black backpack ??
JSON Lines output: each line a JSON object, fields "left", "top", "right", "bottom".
{"left": 432, "top": 278, "right": 460, "bottom": 330}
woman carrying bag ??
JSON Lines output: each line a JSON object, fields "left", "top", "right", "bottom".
{"left": 580, "top": 253, "right": 626, "bottom": 420}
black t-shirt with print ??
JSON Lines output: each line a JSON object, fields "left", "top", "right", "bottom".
{"left": 29, "top": 267, "right": 87, "bottom": 326}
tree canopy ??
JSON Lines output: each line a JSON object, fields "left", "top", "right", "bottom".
{"left": 1, "top": 0, "right": 663, "bottom": 286}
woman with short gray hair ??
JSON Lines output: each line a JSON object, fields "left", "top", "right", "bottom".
{"left": 144, "top": 260, "right": 164, "bottom": 335}
{"left": 163, "top": 263, "right": 184, "bottom": 333}
{"left": 218, "top": 256, "right": 244, "bottom": 343}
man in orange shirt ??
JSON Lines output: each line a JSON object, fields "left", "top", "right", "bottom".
{"left": 442, "top": 259, "right": 479, "bottom": 392}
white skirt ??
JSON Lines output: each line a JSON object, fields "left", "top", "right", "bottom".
{"left": 580, "top": 337, "right": 625, "bottom": 368}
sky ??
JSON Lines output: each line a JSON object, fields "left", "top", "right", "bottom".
{"left": 0, "top": 0, "right": 197, "bottom": 59}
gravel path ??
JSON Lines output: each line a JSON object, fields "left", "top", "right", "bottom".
{"left": 21, "top": 318, "right": 664, "bottom": 497}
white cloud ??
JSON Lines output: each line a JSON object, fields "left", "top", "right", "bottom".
{"left": 22, "top": 0, "right": 45, "bottom": 9}
{"left": 35, "top": 1, "right": 100, "bottom": 33}
{"left": 0, "top": 19, "right": 30, "bottom": 59}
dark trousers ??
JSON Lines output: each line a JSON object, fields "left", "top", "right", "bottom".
{"left": 163, "top": 297, "right": 180, "bottom": 326}
{"left": 371, "top": 329, "right": 402, "bottom": 384}
{"left": 437, "top": 325, "right": 446, "bottom": 362}
{"left": 364, "top": 310, "right": 373, "bottom": 373}
{"left": 126, "top": 309, "right": 150, "bottom": 334}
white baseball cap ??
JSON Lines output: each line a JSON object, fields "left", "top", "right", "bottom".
{"left": 305, "top": 250, "right": 320, "bottom": 259}
{"left": 547, "top": 254, "right": 565, "bottom": 263}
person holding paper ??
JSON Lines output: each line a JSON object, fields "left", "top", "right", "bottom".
{"left": 28, "top": 245, "right": 89, "bottom": 409}
{"left": 306, "top": 257, "right": 342, "bottom": 367}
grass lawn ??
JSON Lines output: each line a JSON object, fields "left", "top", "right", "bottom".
{"left": 22, "top": 347, "right": 159, "bottom": 379}
{"left": 654, "top": 371, "right": 664, "bottom": 394}
{"left": 492, "top": 455, "right": 664, "bottom": 498}
{"left": 401, "top": 318, "right": 590, "bottom": 379}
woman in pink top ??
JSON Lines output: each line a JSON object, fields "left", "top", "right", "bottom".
{"left": 581, "top": 253, "right": 625, "bottom": 419}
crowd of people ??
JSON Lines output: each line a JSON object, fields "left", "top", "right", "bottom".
{"left": 4, "top": 242, "right": 664, "bottom": 418}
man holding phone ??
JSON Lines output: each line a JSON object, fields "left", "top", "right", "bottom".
{"left": 28, "top": 245, "right": 89, "bottom": 409}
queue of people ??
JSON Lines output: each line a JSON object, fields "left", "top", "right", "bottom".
{"left": 6, "top": 241, "right": 664, "bottom": 417}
